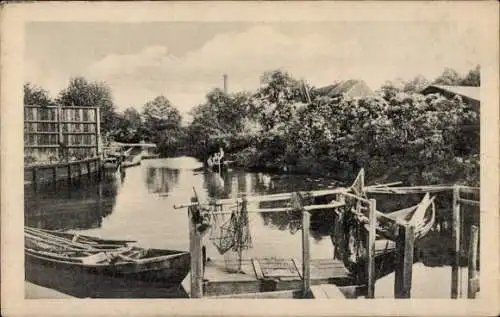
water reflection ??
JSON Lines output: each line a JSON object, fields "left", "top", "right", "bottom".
{"left": 24, "top": 173, "right": 119, "bottom": 231}
{"left": 145, "top": 166, "right": 180, "bottom": 194}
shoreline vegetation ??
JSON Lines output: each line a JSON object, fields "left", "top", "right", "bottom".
{"left": 24, "top": 66, "right": 479, "bottom": 187}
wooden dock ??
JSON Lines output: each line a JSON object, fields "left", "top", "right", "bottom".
{"left": 24, "top": 157, "right": 103, "bottom": 187}
{"left": 203, "top": 257, "right": 355, "bottom": 297}
{"left": 180, "top": 170, "right": 480, "bottom": 299}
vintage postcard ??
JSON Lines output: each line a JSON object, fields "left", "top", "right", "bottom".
{"left": 1, "top": 1, "right": 499, "bottom": 316}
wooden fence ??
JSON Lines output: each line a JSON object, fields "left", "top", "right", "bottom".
{"left": 24, "top": 105, "right": 101, "bottom": 164}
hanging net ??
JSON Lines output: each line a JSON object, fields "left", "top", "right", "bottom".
{"left": 208, "top": 199, "right": 253, "bottom": 257}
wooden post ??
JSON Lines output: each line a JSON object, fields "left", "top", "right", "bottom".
{"left": 58, "top": 105, "right": 63, "bottom": 161}
{"left": 95, "top": 107, "right": 101, "bottom": 159}
{"left": 367, "top": 199, "right": 376, "bottom": 298}
{"left": 52, "top": 166, "right": 57, "bottom": 183}
{"left": 451, "top": 185, "right": 461, "bottom": 298}
{"left": 188, "top": 197, "right": 203, "bottom": 298}
{"left": 394, "top": 224, "right": 415, "bottom": 298}
{"left": 87, "top": 160, "right": 91, "bottom": 178}
{"left": 78, "top": 161, "right": 83, "bottom": 179}
{"left": 239, "top": 193, "right": 248, "bottom": 272}
{"left": 97, "top": 158, "right": 103, "bottom": 181}
{"left": 32, "top": 167, "right": 38, "bottom": 191}
{"left": 302, "top": 210, "right": 311, "bottom": 297}
{"left": 467, "top": 225, "right": 479, "bottom": 299}
{"left": 67, "top": 163, "right": 72, "bottom": 183}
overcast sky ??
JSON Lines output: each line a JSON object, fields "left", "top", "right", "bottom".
{"left": 25, "top": 21, "right": 482, "bottom": 116}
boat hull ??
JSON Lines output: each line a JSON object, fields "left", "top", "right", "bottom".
{"left": 25, "top": 250, "right": 190, "bottom": 298}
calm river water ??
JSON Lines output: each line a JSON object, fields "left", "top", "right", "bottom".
{"left": 25, "top": 156, "right": 474, "bottom": 299}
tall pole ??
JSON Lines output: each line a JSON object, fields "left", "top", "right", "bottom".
{"left": 57, "top": 104, "right": 63, "bottom": 161}
{"left": 367, "top": 199, "right": 376, "bottom": 298}
{"left": 302, "top": 210, "right": 311, "bottom": 297}
{"left": 394, "top": 224, "right": 415, "bottom": 298}
{"left": 451, "top": 185, "right": 461, "bottom": 298}
{"left": 96, "top": 107, "right": 101, "bottom": 159}
{"left": 467, "top": 225, "right": 479, "bottom": 299}
{"left": 188, "top": 197, "right": 203, "bottom": 298}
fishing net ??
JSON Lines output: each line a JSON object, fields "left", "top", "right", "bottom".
{"left": 331, "top": 196, "right": 368, "bottom": 268}
{"left": 208, "top": 199, "right": 253, "bottom": 272}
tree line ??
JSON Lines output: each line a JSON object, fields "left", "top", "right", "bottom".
{"left": 24, "top": 65, "right": 480, "bottom": 185}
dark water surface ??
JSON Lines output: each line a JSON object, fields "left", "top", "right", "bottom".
{"left": 25, "top": 156, "right": 477, "bottom": 298}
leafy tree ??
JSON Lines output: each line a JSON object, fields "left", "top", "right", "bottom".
{"left": 187, "top": 89, "right": 255, "bottom": 158}
{"left": 111, "top": 107, "right": 143, "bottom": 143}
{"left": 402, "top": 75, "right": 430, "bottom": 93}
{"left": 142, "top": 96, "right": 181, "bottom": 131}
{"left": 24, "top": 83, "right": 55, "bottom": 107}
{"left": 460, "top": 65, "right": 480, "bottom": 86}
{"left": 253, "top": 70, "right": 306, "bottom": 131}
{"left": 141, "top": 96, "right": 182, "bottom": 156}
{"left": 433, "top": 68, "right": 462, "bottom": 86}
{"left": 378, "top": 80, "right": 404, "bottom": 101}
{"left": 57, "top": 77, "right": 117, "bottom": 134}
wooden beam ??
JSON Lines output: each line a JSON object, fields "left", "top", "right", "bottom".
{"left": 458, "top": 198, "right": 480, "bottom": 207}
{"left": 451, "top": 185, "right": 461, "bottom": 299}
{"left": 95, "top": 107, "right": 101, "bottom": 158}
{"left": 367, "top": 199, "right": 376, "bottom": 298}
{"left": 188, "top": 198, "right": 203, "bottom": 298}
{"left": 365, "top": 185, "right": 454, "bottom": 194}
{"left": 394, "top": 224, "right": 415, "bottom": 298}
{"left": 25, "top": 144, "right": 97, "bottom": 148}
{"left": 468, "top": 225, "right": 479, "bottom": 299}
{"left": 25, "top": 105, "right": 99, "bottom": 110}
{"left": 24, "top": 120, "right": 97, "bottom": 124}
{"left": 458, "top": 186, "right": 480, "bottom": 194}
{"left": 173, "top": 189, "right": 348, "bottom": 209}
{"left": 302, "top": 210, "right": 311, "bottom": 297}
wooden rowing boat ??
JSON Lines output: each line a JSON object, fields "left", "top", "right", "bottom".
{"left": 25, "top": 227, "right": 191, "bottom": 298}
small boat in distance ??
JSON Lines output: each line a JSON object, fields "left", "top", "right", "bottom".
{"left": 25, "top": 227, "right": 191, "bottom": 298}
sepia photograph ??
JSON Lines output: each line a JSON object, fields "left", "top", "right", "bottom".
{"left": 1, "top": 1, "right": 499, "bottom": 316}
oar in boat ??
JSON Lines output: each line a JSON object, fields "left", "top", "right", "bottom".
{"left": 24, "top": 227, "right": 127, "bottom": 249}
{"left": 25, "top": 229, "right": 128, "bottom": 253}
{"left": 25, "top": 228, "right": 97, "bottom": 250}
{"left": 26, "top": 227, "right": 136, "bottom": 245}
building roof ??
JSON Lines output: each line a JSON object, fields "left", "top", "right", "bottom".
{"left": 420, "top": 85, "right": 480, "bottom": 107}
{"left": 317, "top": 80, "right": 376, "bottom": 99}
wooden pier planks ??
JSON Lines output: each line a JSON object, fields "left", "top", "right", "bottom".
{"left": 203, "top": 257, "right": 352, "bottom": 297}
{"left": 310, "top": 284, "right": 346, "bottom": 298}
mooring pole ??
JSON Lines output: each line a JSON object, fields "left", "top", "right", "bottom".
{"left": 394, "top": 223, "right": 415, "bottom": 298}
{"left": 302, "top": 210, "right": 311, "bottom": 297}
{"left": 367, "top": 199, "right": 376, "bottom": 298}
{"left": 291, "top": 192, "right": 310, "bottom": 297}
{"left": 188, "top": 197, "right": 203, "bottom": 298}
{"left": 467, "top": 225, "right": 479, "bottom": 299}
{"left": 451, "top": 185, "right": 461, "bottom": 298}
{"left": 239, "top": 193, "right": 248, "bottom": 272}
